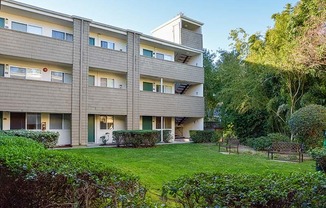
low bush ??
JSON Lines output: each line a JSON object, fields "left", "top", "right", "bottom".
{"left": 0, "top": 130, "right": 59, "bottom": 148}
{"left": 190, "top": 130, "right": 217, "bottom": 143}
{"left": 0, "top": 136, "right": 149, "bottom": 207}
{"left": 113, "top": 130, "right": 159, "bottom": 147}
{"left": 246, "top": 133, "right": 290, "bottom": 151}
{"left": 309, "top": 147, "right": 326, "bottom": 172}
{"left": 162, "top": 172, "right": 326, "bottom": 208}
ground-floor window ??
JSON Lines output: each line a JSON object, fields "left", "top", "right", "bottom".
{"left": 50, "top": 114, "right": 71, "bottom": 130}
{"left": 100, "top": 115, "right": 114, "bottom": 130}
{"left": 156, "top": 117, "right": 172, "bottom": 129}
{"left": 27, "top": 113, "right": 41, "bottom": 130}
{"left": 10, "top": 112, "right": 41, "bottom": 130}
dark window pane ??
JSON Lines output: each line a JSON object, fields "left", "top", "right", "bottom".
{"left": 0, "top": 64, "right": 4, "bottom": 77}
{"left": 89, "top": 37, "right": 95, "bottom": 46}
{"left": 143, "top": 82, "right": 153, "bottom": 91}
{"left": 50, "top": 114, "right": 62, "bottom": 129}
{"left": 101, "top": 41, "right": 108, "bottom": 48}
{"left": 63, "top": 114, "right": 71, "bottom": 129}
{"left": 27, "top": 113, "right": 41, "bottom": 130}
{"left": 52, "top": 30, "right": 65, "bottom": 40}
{"left": 66, "top": 33, "right": 73, "bottom": 41}
{"left": 10, "top": 113, "right": 25, "bottom": 130}
{"left": 143, "top": 49, "right": 153, "bottom": 57}
{"left": 100, "top": 116, "right": 107, "bottom": 129}
{"left": 0, "top": 18, "right": 4, "bottom": 28}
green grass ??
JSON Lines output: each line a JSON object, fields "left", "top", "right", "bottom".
{"left": 62, "top": 143, "right": 315, "bottom": 197}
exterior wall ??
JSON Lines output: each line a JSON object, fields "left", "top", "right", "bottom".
{"left": 181, "top": 28, "right": 203, "bottom": 50}
{"left": 140, "top": 56, "right": 204, "bottom": 83}
{"left": 88, "top": 46, "right": 127, "bottom": 72}
{"left": 0, "top": 11, "right": 73, "bottom": 38}
{"left": 0, "top": 28, "right": 73, "bottom": 64}
{"left": 87, "top": 87, "right": 127, "bottom": 115}
{"left": 151, "top": 18, "right": 181, "bottom": 44}
{"left": 0, "top": 77, "right": 72, "bottom": 113}
{"left": 94, "top": 115, "right": 126, "bottom": 144}
{"left": 139, "top": 91, "right": 204, "bottom": 118}
{"left": 188, "top": 54, "right": 203, "bottom": 68}
{"left": 182, "top": 118, "right": 204, "bottom": 138}
{"left": 126, "top": 32, "right": 140, "bottom": 130}
{"left": 140, "top": 44, "right": 175, "bottom": 61}
{"left": 184, "top": 84, "right": 203, "bottom": 97}
{"left": 89, "top": 32, "right": 127, "bottom": 52}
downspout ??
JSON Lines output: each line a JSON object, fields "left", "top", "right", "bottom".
{"left": 160, "top": 78, "right": 163, "bottom": 142}
{"left": 132, "top": 33, "right": 135, "bottom": 129}
{"left": 79, "top": 19, "right": 84, "bottom": 145}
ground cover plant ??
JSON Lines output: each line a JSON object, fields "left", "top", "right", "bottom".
{"left": 65, "top": 143, "right": 315, "bottom": 200}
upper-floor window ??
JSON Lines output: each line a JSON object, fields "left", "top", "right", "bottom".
{"left": 101, "top": 41, "right": 115, "bottom": 50}
{"left": 51, "top": 71, "right": 72, "bottom": 84}
{"left": 9, "top": 66, "right": 41, "bottom": 80}
{"left": 88, "top": 75, "right": 95, "bottom": 86}
{"left": 11, "top": 21, "right": 42, "bottom": 35}
{"left": 100, "top": 77, "right": 114, "bottom": 88}
{"left": 89, "top": 37, "right": 95, "bottom": 46}
{"left": 143, "top": 49, "right": 153, "bottom": 57}
{"left": 156, "top": 85, "right": 173, "bottom": 94}
{"left": 143, "top": 82, "right": 153, "bottom": 91}
{"left": 156, "top": 53, "right": 164, "bottom": 60}
{"left": 0, "top": 18, "right": 4, "bottom": 28}
{"left": 0, "top": 64, "right": 4, "bottom": 77}
{"left": 52, "top": 30, "right": 73, "bottom": 41}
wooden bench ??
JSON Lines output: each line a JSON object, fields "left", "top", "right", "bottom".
{"left": 218, "top": 138, "right": 240, "bottom": 154}
{"left": 268, "top": 142, "right": 303, "bottom": 162}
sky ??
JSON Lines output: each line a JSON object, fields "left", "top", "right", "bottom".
{"left": 18, "top": 0, "right": 299, "bottom": 52}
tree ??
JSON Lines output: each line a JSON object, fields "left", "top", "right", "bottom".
{"left": 289, "top": 104, "right": 326, "bottom": 148}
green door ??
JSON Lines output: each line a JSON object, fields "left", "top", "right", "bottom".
{"left": 143, "top": 82, "right": 153, "bottom": 91}
{"left": 142, "top": 116, "right": 152, "bottom": 130}
{"left": 88, "top": 115, "right": 95, "bottom": 143}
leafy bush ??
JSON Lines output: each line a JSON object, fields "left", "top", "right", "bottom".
{"left": 246, "top": 133, "right": 290, "bottom": 151}
{"left": 0, "top": 130, "right": 59, "bottom": 148}
{"left": 162, "top": 172, "right": 326, "bottom": 208}
{"left": 190, "top": 130, "right": 217, "bottom": 143}
{"left": 0, "top": 136, "right": 149, "bottom": 207}
{"left": 113, "top": 130, "right": 159, "bottom": 147}
{"left": 309, "top": 147, "right": 326, "bottom": 172}
{"left": 289, "top": 104, "right": 326, "bottom": 148}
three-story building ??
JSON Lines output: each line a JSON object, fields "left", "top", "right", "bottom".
{"left": 0, "top": 0, "right": 204, "bottom": 146}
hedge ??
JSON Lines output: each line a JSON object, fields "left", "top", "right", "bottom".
{"left": 0, "top": 130, "right": 59, "bottom": 148}
{"left": 246, "top": 133, "right": 290, "bottom": 151}
{"left": 113, "top": 130, "right": 159, "bottom": 147}
{"left": 162, "top": 172, "right": 326, "bottom": 208}
{"left": 0, "top": 136, "right": 149, "bottom": 207}
{"left": 190, "top": 130, "right": 217, "bottom": 143}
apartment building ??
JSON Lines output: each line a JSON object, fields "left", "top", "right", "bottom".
{"left": 0, "top": 0, "right": 204, "bottom": 146}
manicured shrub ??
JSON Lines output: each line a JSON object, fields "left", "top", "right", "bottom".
{"left": 190, "top": 130, "right": 217, "bottom": 143}
{"left": 113, "top": 130, "right": 159, "bottom": 147}
{"left": 0, "top": 136, "right": 149, "bottom": 207}
{"left": 246, "top": 133, "right": 290, "bottom": 151}
{"left": 309, "top": 147, "right": 326, "bottom": 172}
{"left": 162, "top": 172, "right": 326, "bottom": 208}
{"left": 0, "top": 130, "right": 59, "bottom": 148}
{"left": 289, "top": 104, "right": 326, "bottom": 149}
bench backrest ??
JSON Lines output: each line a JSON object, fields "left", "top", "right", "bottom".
{"left": 271, "top": 142, "right": 301, "bottom": 152}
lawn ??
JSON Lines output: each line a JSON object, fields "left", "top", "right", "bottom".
{"left": 62, "top": 143, "right": 315, "bottom": 197}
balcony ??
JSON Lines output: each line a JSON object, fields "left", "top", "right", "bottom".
{"left": 139, "top": 56, "right": 204, "bottom": 83}
{"left": 0, "top": 28, "right": 73, "bottom": 64}
{"left": 181, "top": 28, "right": 203, "bottom": 50}
{"left": 0, "top": 77, "right": 72, "bottom": 113}
{"left": 139, "top": 91, "right": 204, "bottom": 117}
{"left": 87, "top": 87, "right": 127, "bottom": 115}
{"left": 88, "top": 46, "right": 127, "bottom": 72}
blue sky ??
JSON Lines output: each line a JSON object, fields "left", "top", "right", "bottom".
{"left": 19, "top": 0, "right": 299, "bottom": 52}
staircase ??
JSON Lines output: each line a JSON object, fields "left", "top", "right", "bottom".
{"left": 175, "top": 53, "right": 191, "bottom": 64}
{"left": 175, "top": 117, "right": 187, "bottom": 126}
{"left": 175, "top": 83, "right": 190, "bottom": 94}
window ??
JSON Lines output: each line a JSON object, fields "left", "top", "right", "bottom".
{"left": 108, "top": 79, "right": 114, "bottom": 88}
{"left": 89, "top": 37, "right": 95, "bottom": 46}
{"left": 156, "top": 117, "right": 172, "bottom": 129}
{"left": 0, "top": 64, "right": 4, "bottom": 77}
{"left": 50, "top": 114, "right": 71, "bottom": 129}
{"left": 101, "top": 41, "right": 108, "bottom": 48}
{"left": 100, "top": 115, "right": 114, "bottom": 130}
{"left": 27, "top": 113, "right": 41, "bottom": 130}
{"left": 26, "top": 68, "right": 41, "bottom": 79}
{"left": 12, "top": 22, "right": 42, "bottom": 35}
{"left": 143, "top": 49, "right": 153, "bottom": 57}
{"left": 51, "top": 71, "right": 72, "bottom": 84}
{"left": 156, "top": 85, "right": 163, "bottom": 93}
{"left": 165, "top": 86, "right": 173, "bottom": 94}
{"left": 156, "top": 53, "right": 164, "bottom": 60}
{"left": 12, "top": 21, "right": 27, "bottom": 32}
{"left": 108, "top": 42, "right": 115, "bottom": 50}
{"left": 88, "top": 75, "right": 95, "bottom": 86}
{"left": 100, "top": 78, "right": 107, "bottom": 87}
{"left": 143, "top": 82, "right": 153, "bottom": 91}
{"left": 52, "top": 30, "right": 73, "bottom": 41}
{"left": 0, "top": 18, "right": 4, "bottom": 28}
{"left": 164, "top": 55, "right": 172, "bottom": 61}
{"left": 27, "top": 25, "right": 42, "bottom": 35}
{"left": 10, "top": 66, "right": 26, "bottom": 79}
